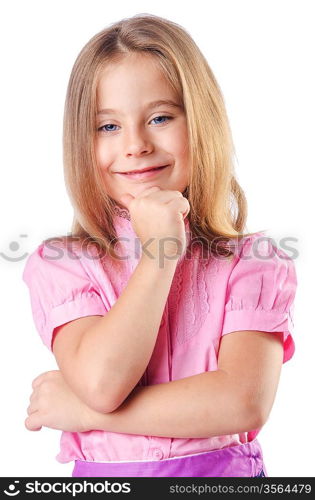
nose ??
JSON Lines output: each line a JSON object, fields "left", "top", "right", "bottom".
{"left": 124, "top": 125, "right": 153, "bottom": 157}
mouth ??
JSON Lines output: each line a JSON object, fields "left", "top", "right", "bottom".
{"left": 115, "top": 165, "right": 170, "bottom": 180}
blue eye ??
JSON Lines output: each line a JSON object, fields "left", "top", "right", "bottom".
{"left": 150, "top": 115, "right": 172, "bottom": 125}
{"left": 98, "top": 124, "right": 119, "bottom": 133}
{"left": 97, "top": 115, "right": 173, "bottom": 134}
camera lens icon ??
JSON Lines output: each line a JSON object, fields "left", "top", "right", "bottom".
{"left": 3, "top": 481, "right": 20, "bottom": 496}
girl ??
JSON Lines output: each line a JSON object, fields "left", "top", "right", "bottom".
{"left": 22, "top": 13, "right": 297, "bottom": 478}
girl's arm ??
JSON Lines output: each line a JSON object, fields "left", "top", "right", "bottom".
{"left": 26, "top": 331, "right": 283, "bottom": 437}
{"left": 52, "top": 188, "right": 189, "bottom": 414}
{"left": 90, "top": 370, "right": 257, "bottom": 438}
{"left": 52, "top": 253, "right": 178, "bottom": 414}
{"left": 90, "top": 329, "right": 283, "bottom": 438}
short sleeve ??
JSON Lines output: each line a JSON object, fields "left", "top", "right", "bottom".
{"left": 22, "top": 241, "right": 108, "bottom": 352}
{"left": 221, "top": 233, "right": 297, "bottom": 363}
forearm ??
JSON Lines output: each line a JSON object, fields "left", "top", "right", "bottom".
{"left": 77, "top": 254, "right": 178, "bottom": 412}
{"left": 89, "top": 370, "right": 260, "bottom": 438}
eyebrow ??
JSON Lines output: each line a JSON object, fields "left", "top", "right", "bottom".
{"left": 97, "top": 99, "right": 183, "bottom": 116}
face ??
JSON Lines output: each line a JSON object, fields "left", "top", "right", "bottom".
{"left": 95, "top": 53, "right": 190, "bottom": 209}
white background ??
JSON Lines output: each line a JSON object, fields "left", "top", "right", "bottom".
{"left": 0, "top": 0, "right": 313, "bottom": 477}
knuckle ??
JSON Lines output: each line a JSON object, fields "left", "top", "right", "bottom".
{"left": 169, "top": 197, "right": 182, "bottom": 206}
{"left": 41, "top": 383, "right": 49, "bottom": 394}
{"left": 181, "top": 197, "right": 189, "bottom": 208}
{"left": 138, "top": 186, "right": 160, "bottom": 199}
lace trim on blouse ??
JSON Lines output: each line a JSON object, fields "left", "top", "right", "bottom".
{"left": 113, "top": 205, "right": 131, "bottom": 221}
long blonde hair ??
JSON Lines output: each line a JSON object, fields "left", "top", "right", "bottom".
{"left": 49, "top": 13, "right": 264, "bottom": 269}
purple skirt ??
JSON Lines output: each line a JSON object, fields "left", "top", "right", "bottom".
{"left": 72, "top": 438, "right": 267, "bottom": 477}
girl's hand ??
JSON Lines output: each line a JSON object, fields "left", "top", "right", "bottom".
{"left": 25, "top": 370, "right": 95, "bottom": 433}
{"left": 120, "top": 186, "right": 190, "bottom": 260}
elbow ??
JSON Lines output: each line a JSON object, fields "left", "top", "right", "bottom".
{"left": 85, "top": 387, "right": 118, "bottom": 414}
{"left": 58, "top": 365, "right": 121, "bottom": 413}
{"left": 243, "top": 400, "right": 269, "bottom": 431}
{"left": 238, "top": 385, "right": 274, "bottom": 431}
{"left": 85, "top": 368, "right": 137, "bottom": 413}
{"left": 86, "top": 382, "right": 125, "bottom": 414}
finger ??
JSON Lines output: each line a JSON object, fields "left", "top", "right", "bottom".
{"left": 183, "top": 207, "right": 190, "bottom": 218}
{"left": 31, "top": 370, "right": 55, "bottom": 388}
{"left": 29, "top": 393, "right": 40, "bottom": 407}
{"left": 167, "top": 197, "right": 190, "bottom": 217}
{"left": 133, "top": 190, "right": 184, "bottom": 209}
{"left": 134, "top": 186, "right": 161, "bottom": 199}
{"left": 29, "top": 391, "right": 36, "bottom": 402}
{"left": 120, "top": 193, "right": 134, "bottom": 207}
{"left": 27, "top": 403, "right": 38, "bottom": 416}
{"left": 32, "top": 373, "right": 46, "bottom": 388}
{"left": 144, "top": 189, "right": 184, "bottom": 204}
{"left": 25, "top": 413, "right": 42, "bottom": 432}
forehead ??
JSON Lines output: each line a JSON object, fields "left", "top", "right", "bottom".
{"left": 99, "top": 52, "right": 164, "bottom": 81}
{"left": 96, "top": 53, "right": 177, "bottom": 108}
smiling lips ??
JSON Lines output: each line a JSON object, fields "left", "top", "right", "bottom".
{"left": 115, "top": 165, "right": 170, "bottom": 180}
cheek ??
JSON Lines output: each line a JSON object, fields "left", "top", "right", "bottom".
{"left": 96, "top": 141, "right": 112, "bottom": 171}
{"left": 170, "top": 124, "right": 189, "bottom": 159}
{"left": 173, "top": 126, "right": 190, "bottom": 181}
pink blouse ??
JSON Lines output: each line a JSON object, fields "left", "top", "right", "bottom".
{"left": 22, "top": 207, "right": 297, "bottom": 464}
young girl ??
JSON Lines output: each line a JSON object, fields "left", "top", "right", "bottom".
{"left": 22, "top": 13, "right": 297, "bottom": 478}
